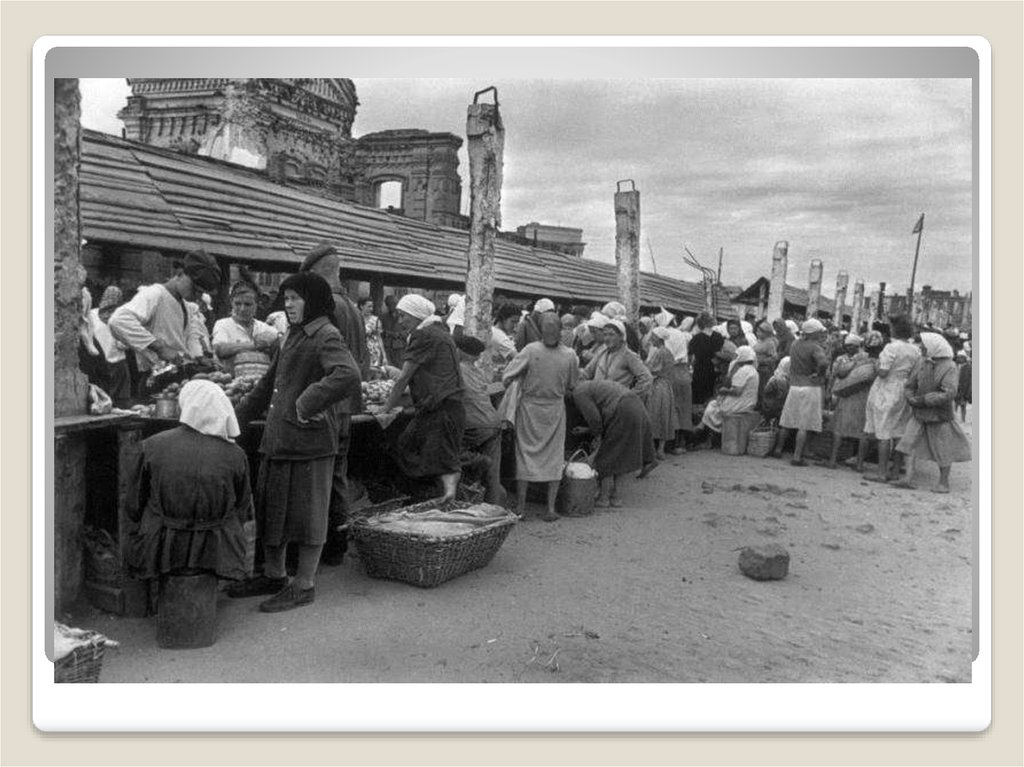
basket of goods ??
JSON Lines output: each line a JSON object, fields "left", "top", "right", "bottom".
{"left": 558, "top": 449, "right": 598, "bottom": 517}
{"left": 350, "top": 498, "right": 518, "bottom": 588}
{"left": 53, "top": 623, "right": 119, "bottom": 683}
{"left": 361, "top": 379, "right": 396, "bottom": 413}
{"left": 232, "top": 350, "right": 272, "bottom": 380}
{"left": 746, "top": 420, "right": 778, "bottom": 457}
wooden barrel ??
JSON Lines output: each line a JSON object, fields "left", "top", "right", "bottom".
{"left": 156, "top": 573, "right": 218, "bottom": 649}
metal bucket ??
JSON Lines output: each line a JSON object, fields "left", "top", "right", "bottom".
{"left": 157, "top": 573, "right": 218, "bottom": 649}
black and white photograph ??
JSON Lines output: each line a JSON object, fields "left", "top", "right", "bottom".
{"left": 43, "top": 43, "right": 984, "bottom": 727}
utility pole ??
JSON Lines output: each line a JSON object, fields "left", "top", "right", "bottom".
{"left": 614, "top": 180, "right": 642, "bottom": 328}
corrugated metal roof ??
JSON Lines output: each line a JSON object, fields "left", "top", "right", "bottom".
{"left": 80, "top": 129, "right": 734, "bottom": 316}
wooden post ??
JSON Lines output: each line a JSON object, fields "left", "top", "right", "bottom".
{"left": 806, "top": 259, "right": 823, "bottom": 319}
{"left": 614, "top": 180, "right": 641, "bottom": 328}
{"left": 865, "top": 292, "right": 877, "bottom": 329}
{"left": 464, "top": 87, "right": 503, "bottom": 374}
{"left": 851, "top": 281, "right": 865, "bottom": 334}
{"left": 877, "top": 281, "right": 887, "bottom": 323}
{"left": 758, "top": 280, "right": 769, "bottom": 320}
{"left": 116, "top": 424, "right": 149, "bottom": 617}
{"left": 214, "top": 256, "right": 232, "bottom": 319}
{"left": 369, "top": 275, "right": 385, "bottom": 316}
{"left": 834, "top": 271, "right": 849, "bottom": 327}
{"left": 766, "top": 241, "right": 788, "bottom": 321}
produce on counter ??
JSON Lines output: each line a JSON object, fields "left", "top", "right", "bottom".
{"left": 362, "top": 379, "right": 395, "bottom": 413}
{"left": 147, "top": 371, "right": 266, "bottom": 410}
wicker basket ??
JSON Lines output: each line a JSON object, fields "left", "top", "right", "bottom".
{"left": 233, "top": 350, "right": 271, "bottom": 380}
{"left": 351, "top": 498, "right": 518, "bottom": 588}
{"left": 53, "top": 625, "right": 118, "bottom": 683}
{"left": 746, "top": 422, "right": 777, "bottom": 457}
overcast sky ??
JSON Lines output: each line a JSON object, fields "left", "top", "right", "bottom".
{"left": 78, "top": 77, "right": 973, "bottom": 297}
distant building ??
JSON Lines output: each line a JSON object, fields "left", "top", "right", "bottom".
{"left": 886, "top": 285, "right": 972, "bottom": 330}
{"left": 512, "top": 222, "right": 586, "bottom": 257}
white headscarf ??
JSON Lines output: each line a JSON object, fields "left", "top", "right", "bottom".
{"left": 601, "top": 301, "right": 626, "bottom": 319}
{"left": 802, "top": 318, "right": 826, "bottom": 335}
{"left": 734, "top": 346, "right": 756, "bottom": 365}
{"left": 533, "top": 297, "right": 555, "bottom": 314}
{"left": 844, "top": 333, "right": 863, "bottom": 347}
{"left": 651, "top": 326, "right": 672, "bottom": 341}
{"left": 446, "top": 294, "right": 466, "bottom": 331}
{"left": 654, "top": 307, "right": 674, "bottom": 328}
{"left": 606, "top": 319, "right": 626, "bottom": 338}
{"left": 920, "top": 331, "right": 954, "bottom": 360}
{"left": 179, "top": 380, "right": 240, "bottom": 442}
{"left": 663, "top": 328, "right": 689, "bottom": 362}
{"left": 772, "top": 356, "right": 792, "bottom": 382}
{"left": 679, "top": 316, "right": 695, "bottom": 333}
{"left": 587, "top": 311, "right": 610, "bottom": 329}
{"left": 396, "top": 294, "right": 436, "bottom": 321}
{"left": 785, "top": 319, "right": 800, "bottom": 335}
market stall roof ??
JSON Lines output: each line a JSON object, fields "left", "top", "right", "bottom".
{"left": 730, "top": 276, "right": 841, "bottom": 319}
{"left": 79, "top": 130, "right": 736, "bottom": 316}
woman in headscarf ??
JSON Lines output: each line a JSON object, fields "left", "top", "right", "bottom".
{"left": 751, "top": 319, "right": 779, "bottom": 409}
{"left": 699, "top": 346, "right": 759, "bottom": 434}
{"left": 863, "top": 315, "right": 921, "bottom": 483}
{"left": 381, "top": 293, "right": 466, "bottom": 504}
{"left": 125, "top": 379, "right": 254, "bottom": 587}
{"left": 824, "top": 333, "right": 876, "bottom": 471}
{"left": 212, "top": 280, "right": 281, "bottom": 374}
{"left": 687, "top": 312, "right": 725, "bottom": 406}
{"left": 773, "top": 318, "right": 830, "bottom": 466}
{"left": 580, "top": 319, "right": 653, "bottom": 399}
{"left": 575, "top": 311, "right": 608, "bottom": 365}
{"left": 725, "top": 318, "right": 750, "bottom": 349}
{"left": 229, "top": 271, "right": 362, "bottom": 612}
{"left": 572, "top": 379, "right": 658, "bottom": 508}
{"left": 663, "top": 321, "right": 694, "bottom": 454}
{"left": 601, "top": 301, "right": 643, "bottom": 354}
{"left": 644, "top": 327, "right": 680, "bottom": 460}
{"left": 82, "top": 285, "right": 133, "bottom": 407}
{"left": 514, "top": 297, "right": 555, "bottom": 351}
{"left": 894, "top": 332, "right": 972, "bottom": 493}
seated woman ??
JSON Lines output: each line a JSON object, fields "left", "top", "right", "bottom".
{"left": 125, "top": 379, "right": 254, "bottom": 596}
{"left": 692, "top": 346, "right": 759, "bottom": 448}
{"left": 572, "top": 379, "right": 658, "bottom": 508}
{"left": 212, "top": 281, "right": 280, "bottom": 374}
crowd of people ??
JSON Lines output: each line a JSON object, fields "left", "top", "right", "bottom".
{"left": 79, "top": 246, "right": 975, "bottom": 620}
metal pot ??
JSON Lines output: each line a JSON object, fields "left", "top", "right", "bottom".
{"left": 153, "top": 396, "right": 180, "bottom": 420}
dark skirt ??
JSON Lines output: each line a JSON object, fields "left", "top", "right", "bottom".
{"left": 691, "top": 359, "right": 717, "bottom": 405}
{"left": 595, "top": 394, "right": 655, "bottom": 477}
{"left": 395, "top": 397, "right": 466, "bottom": 478}
{"left": 669, "top": 363, "right": 693, "bottom": 432}
{"left": 257, "top": 456, "right": 333, "bottom": 547}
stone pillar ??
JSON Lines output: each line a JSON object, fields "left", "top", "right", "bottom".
{"left": 464, "top": 87, "right": 504, "bottom": 378}
{"left": 766, "top": 241, "right": 788, "bottom": 321}
{"left": 54, "top": 78, "right": 89, "bottom": 417}
{"left": 758, "top": 281, "right": 769, "bottom": 320}
{"left": 877, "top": 281, "right": 887, "bottom": 323}
{"left": 834, "top": 271, "right": 849, "bottom": 327}
{"left": 614, "top": 180, "right": 641, "bottom": 328}
{"left": 369, "top": 276, "right": 385, "bottom": 316}
{"left": 851, "top": 281, "right": 865, "bottom": 334}
{"left": 806, "top": 259, "right": 823, "bottom": 319}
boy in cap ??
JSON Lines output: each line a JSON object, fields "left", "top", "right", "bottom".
{"left": 109, "top": 249, "right": 222, "bottom": 374}
{"left": 299, "top": 242, "right": 370, "bottom": 566}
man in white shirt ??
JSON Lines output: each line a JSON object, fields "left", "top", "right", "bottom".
{"left": 109, "top": 249, "right": 222, "bottom": 373}
{"left": 488, "top": 302, "right": 520, "bottom": 372}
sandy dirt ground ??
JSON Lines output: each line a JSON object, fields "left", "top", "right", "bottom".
{"left": 70, "top": 418, "right": 974, "bottom": 685}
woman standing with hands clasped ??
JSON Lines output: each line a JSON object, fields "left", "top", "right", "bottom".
{"left": 228, "top": 272, "right": 361, "bottom": 613}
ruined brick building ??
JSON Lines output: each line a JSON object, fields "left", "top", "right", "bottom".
{"left": 117, "top": 78, "right": 466, "bottom": 229}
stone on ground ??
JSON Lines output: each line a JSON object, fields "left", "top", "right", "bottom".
{"left": 738, "top": 544, "right": 790, "bottom": 581}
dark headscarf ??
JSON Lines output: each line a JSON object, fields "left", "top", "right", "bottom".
{"left": 279, "top": 271, "right": 337, "bottom": 328}
{"left": 182, "top": 249, "right": 222, "bottom": 293}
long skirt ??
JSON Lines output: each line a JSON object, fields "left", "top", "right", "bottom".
{"left": 257, "top": 456, "right": 333, "bottom": 547}
{"left": 646, "top": 376, "right": 680, "bottom": 440}
{"left": 830, "top": 387, "right": 870, "bottom": 438}
{"left": 669, "top": 363, "right": 694, "bottom": 432}
{"left": 896, "top": 417, "right": 972, "bottom": 465}
{"left": 864, "top": 374, "right": 912, "bottom": 440}
{"left": 396, "top": 397, "right": 465, "bottom": 478}
{"left": 515, "top": 395, "right": 567, "bottom": 482}
{"left": 594, "top": 394, "right": 655, "bottom": 477}
{"left": 779, "top": 385, "right": 824, "bottom": 432}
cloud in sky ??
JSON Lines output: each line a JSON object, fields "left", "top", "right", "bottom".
{"left": 79, "top": 77, "right": 973, "bottom": 297}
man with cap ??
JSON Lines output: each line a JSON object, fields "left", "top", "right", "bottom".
{"left": 299, "top": 242, "right": 370, "bottom": 566}
{"left": 772, "top": 318, "right": 830, "bottom": 465}
{"left": 454, "top": 334, "right": 506, "bottom": 505}
{"left": 109, "top": 249, "right": 222, "bottom": 375}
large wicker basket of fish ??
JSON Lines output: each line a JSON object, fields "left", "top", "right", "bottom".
{"left": 350, "top": 495, "right": 518, "bottom": 588}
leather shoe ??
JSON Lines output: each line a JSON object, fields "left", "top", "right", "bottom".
{"left": 225, "top": 575, "right": 288, "bottom": 599}
{"left": 259, "top": 583, "right": 315, "bottom": 613}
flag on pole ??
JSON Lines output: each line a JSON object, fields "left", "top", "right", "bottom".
{"left": 912, "top": 213, "right": 925, "bottom": 234}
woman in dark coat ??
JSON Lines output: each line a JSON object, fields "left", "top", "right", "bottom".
{"left": 229, "top": 272, "right": 361, "bottom": 613}
{"left": 572, "top": 379, "right": 658, "bottom": 508}
{"left": 687, "top": 312, "right": 724, "bottom": 406}
{"left": 382, "top": 294, "right": 466, "bottom": 503}
{"left": 126, "top": 379, "right": 253, "bottom": 583}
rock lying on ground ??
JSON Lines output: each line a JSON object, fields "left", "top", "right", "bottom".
{"left": 738, "top": 544, "right": 790, "bottom": 581}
